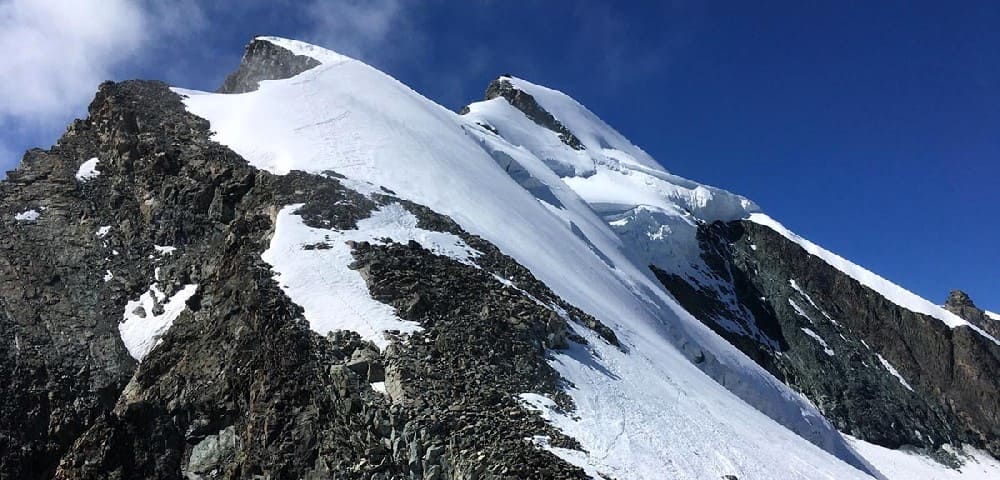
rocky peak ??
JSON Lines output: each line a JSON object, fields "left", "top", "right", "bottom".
{"left": 943, "top": 289, "right": 999, "bottom": 338}
{"left": 469, "top": 75, "right": 585, "bottom": 151}
{"left": 217, "top": 37, "right": 320, "bottom": 94}
{"left": 945, "top": 289, "right": 978, "bottom": 310}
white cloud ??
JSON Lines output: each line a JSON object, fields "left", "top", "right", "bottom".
{"left": 0, "top": 0, "right": 205, "bottom": 124}
{"left": 0, "top": 0, "right": 146, "bottom": 120}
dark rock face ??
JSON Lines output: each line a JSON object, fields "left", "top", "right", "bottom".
{"left": 475, "top": 76, "right": 585, "bottom": 151}
{"left": 217, "top": 38, "right": 321, "bottom": 94}
{"left": 656, "top": 219, "right": 1000, "bottom": 459}
{"left": 1, "top": 71, "right": 616, "bottom": 477}
{"left": 944, "top": 290, "right": 1000, "bottom": 339}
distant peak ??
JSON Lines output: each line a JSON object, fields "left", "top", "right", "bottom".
{"left": 945, "top": 289, "right": 977, "bottom": 309}
{"left": 479, "top": 75, "right": 585, "bottom": 150}
{"left": 217, "top": 37, "right": 351, "bottom": 94}
{"left": 254, "top": 36, "right": 352, "bottom": 65}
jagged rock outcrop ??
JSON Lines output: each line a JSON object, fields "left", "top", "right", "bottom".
{"left": 472, "top": 76, "right": 585, "bottom": 151}
{"left": 945, "top": 290, "right": 1000, "bottom": 339}
{"left": 5, "top": 34, "right": 998, "bottom": 479}
{"left": 656, "top": 219, "right": 1000, "bottom": 459}
{"left": 1, "top": 46, "right": 616, "bottom": 479}
{"left": 217, "top": 37, "right": 321, "bottom": 94}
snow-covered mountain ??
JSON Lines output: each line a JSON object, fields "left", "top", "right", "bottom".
{"left": 2, "top": 36, "right": 998, "bottom": 479}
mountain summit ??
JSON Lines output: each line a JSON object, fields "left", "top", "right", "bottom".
{"left": 2, "top": 36, "right": 998, "bottom": 480}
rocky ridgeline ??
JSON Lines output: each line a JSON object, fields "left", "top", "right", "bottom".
{"left": 0, "top": 40, "right": 619, "bottom": 479}
{"left": 944, "top": 290, "right": 1000, "bottom": 339}
{"left": 217, "top": 38, "right": 320, "bottom": 94}
{"left": 470, "top": 76, "right": 585, "bottom": 151}
{"left": 655, "top": 219, "right": 1000, "bottom": 460}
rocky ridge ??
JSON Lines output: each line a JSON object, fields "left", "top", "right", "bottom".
{"left": 1, "top": 41, "right": 618, "bottom": 480}
{"left": 655, "top": 219, "right": 1000, "bottom": 459}
{"left": 944, "top": 290, "right": 1000, "bottom": 339}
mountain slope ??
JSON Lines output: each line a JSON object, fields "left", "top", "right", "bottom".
{"left": 461, "top": 70, "right": 1000, "bottom": 476}
{"left": 1, "top": 36, "right": 998, "bottom": 479}
{"left": 174, "top": 36, "right": 876, "bottom": 479}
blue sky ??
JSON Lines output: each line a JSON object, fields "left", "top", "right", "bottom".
{"left": 2, "top": 0, "right": 997, "bottom": 310}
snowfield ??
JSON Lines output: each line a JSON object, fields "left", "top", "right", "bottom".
{"left": 172, "top": 36, "right": 989, "bottom": 479}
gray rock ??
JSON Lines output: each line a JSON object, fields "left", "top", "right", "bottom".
{"left": 217, "top": 38, "right": 320, "bottom": 94}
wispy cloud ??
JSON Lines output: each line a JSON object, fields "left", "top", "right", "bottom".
{"left": 0, "top": 0, "right": 148, "bottom": 121}
{"left": 0, "top": 0, "right": 206, "bottom": 172}
{"left": 302, "top": 0, "right": 424, "bottom": 67}
{"left": 568, "top": 1, "right": 703, "bottom": 89}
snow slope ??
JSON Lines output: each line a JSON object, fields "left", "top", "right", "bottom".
{"left": 169, "top": 36, "right": 987, "bottom": 478}
{"left": 846, "top": 436, "right": 1000, "bottom": 480}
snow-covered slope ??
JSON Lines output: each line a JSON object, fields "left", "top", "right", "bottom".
{"left": 171, "top": 36, "right": 990, "bottom": 478}
{"left": 846, "top": 436, "right": 1000, "bottom": 480}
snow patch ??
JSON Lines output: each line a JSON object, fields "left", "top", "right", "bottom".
{"left": 789, "top": 279, "right": 836, "bottom": 324}
{"left": 96, "top": 226, "right": 111, "bottom": 237}
{"left": 986, "top": 310, "right": 999, "bottom": 322}
{"left": 801, "top": 327, "right": 835, "bottom": 356}
{"left": 75, "top": 157, "right": 101, "bottom": 181}
{"left": 528, "top": 435, "right": 606, "bottom": 480}
{"left": 752, "top": 213, "right": 1000, "bottom": 346}
{"left": 153, "top": 245, "right": 177, "bottom": 255}
{"left": 14, "top": 209, "right": 40, "bottom": 222}
{"left": 370, "top": 381, "right": 387, "bottom": 394}
{"left": 119, "top": 284, "right": 198, "bottom": 361}
{"left": 262, "top": 203, "right": 478, "bottom": 349}
{"left": 877, "top": 354, "right": 914, "bottom": 392}
{"left": 789, "top": 299, "right": 815, "bottom": 324}
{"left": 103, "top": 270, "right": 114, "bottom": 282}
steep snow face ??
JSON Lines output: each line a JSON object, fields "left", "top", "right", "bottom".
{"left": 750, "top": 213, "right": 1000, "bottom": 346}
{"left": 177, "top": 37, "right": 878, "bottom": 478}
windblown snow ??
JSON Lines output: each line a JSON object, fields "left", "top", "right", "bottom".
{"left": 172, "top": 36, "right": 987, "bottom": 479}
